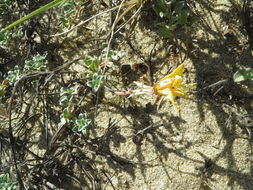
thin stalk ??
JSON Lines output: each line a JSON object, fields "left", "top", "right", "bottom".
{"left": 1, "top": 0, "right": 67, "bottom": 32}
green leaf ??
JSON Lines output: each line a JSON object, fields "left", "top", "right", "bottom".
{"left": 0, "top": 31, "right": 10, "bottom": 45}
{"left": 233, "top": 68, "right": 253, "bottom": 82}
{"left": 156, "top": 22, "right": 176, "bottom": 38}
{"left": 1, "top": 0, "right": 67, "bottom": 32}
{"left": 0, "top": 173, "right": 17, "bottom": 189}
{"left": 84, "top": 58, "right": 100, "bottom": 71}
{"left": 23, "top": 53, "right": 47, "bottom": 73}
{"left": 173, "top": 1, "right": 185, "bottom": 12}
{"left": 188, "top": 16, "right": 199, "bottom": 26}
{"left": 69, "top": 96, "right": 78, "bottom": 104}
{"left": 176, "top": 10, "right": 189, "bottom": 25}
{"left": 63, "top": 108, "right": 75, "bottom": 119}
{"left": 59, "top": 96, "right": 69, "bottom": 107}
{"left": 87, "top": 72, "right": 105, "bottom": 92}
{"left": 72, "top": 113, "right": 91, "bottom": 135}
{"left": 153, "top": 0, "right": 169, "bottom": 19}
{"left": 6, "top": 65, "right": 21, "bottom": 84}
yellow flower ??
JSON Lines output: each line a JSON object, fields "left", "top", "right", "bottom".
{"left": 153, "top": 64, "right": 189, "bottom": 109}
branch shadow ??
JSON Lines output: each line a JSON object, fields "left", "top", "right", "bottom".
{"left": 185, "top": 0, "right": 253, "bottom": 189}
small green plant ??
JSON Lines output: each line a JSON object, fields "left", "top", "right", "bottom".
{"left": 83, "top": 45, "right": 125, "bottom": 93}
{"left": 84, "top": 56, "right": 101, "bottom": 72}
{"left": 0, "top": 173, "right": 17, "bottom": 190}
{"left": 0, "top": 31, "right": 10, "bottom": 45}
{"left": 86, "top": 71, "right": 106, "bottom": 92}
{"left": 0, "top": 29, "right": 23, "bottom": 46}
{"left": 152, "top": 0, "right": 197, "bottom": 38}
{"left": 6, "top": 53, "right": 47, "bottom": 84}
{"left": 233, "top": 68, "right": 253, "bottom": 83}
{"left": 6, "top": 65, "right": 21, "bottom": 84}
{"left": 59, "top": 1, "right": 79, "bottom": 29}
{"left": 59, "top": 86, "right": 78, "bottom": 107}
{"left": 59, "top": 86, "right": 91, "bottom": 135}
{"left": 72, "top": 113, "right": 91, "bottom": 135}
{"left": 59, "top": 86, "right": 79, "bottom": 120}
{"left": 23, "top": 53, "right": 48, "bottom": 73}
{"left": 100, "top": 43, "right": 125, "bottom": 61}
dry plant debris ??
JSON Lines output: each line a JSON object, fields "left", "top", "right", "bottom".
{"left": 0, "top": 0, "right": 253, "bottom": 190}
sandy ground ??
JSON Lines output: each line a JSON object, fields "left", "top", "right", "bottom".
{"left": 85, "top": 0, "right": 253, "bottom": 189}
{"left": 1, "top": 0, "right": 253, "bottom": 190}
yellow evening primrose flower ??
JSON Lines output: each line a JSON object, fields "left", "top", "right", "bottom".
{"left": 153, "top": 64, "right": 189, "bottom": 109}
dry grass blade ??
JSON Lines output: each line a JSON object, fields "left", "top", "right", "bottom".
{"left": 113, "top": 0, "right": 145, "bottom": 28}
{"left": 51, "top": 0, "right": 146, "bottom": 37}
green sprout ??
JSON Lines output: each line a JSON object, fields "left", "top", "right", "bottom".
{"left": 6, "top": 53, "right": 47, "bottom": 84}
{"left": 83, "top": 56, "right": 105, "bottom": 93}
{"left": 0, "top": 31, "right": 10, "bottom": 45}
{"left": 86, "top": 72, "right": 106, "bottom": 93}
{"left": 23, "top": 53, "right": 48, "bottom": 73}
{"left": 59, "top": 85, "right": 91, "bottom": 135}
{"left": 0, "top": 173, "right": 17, "bottom": 190}
{"left": 59, "top": 1, "right": 79, "bottom": 29}
{"left": 152, "top": 0, "right": 198, "bottom": 38}
{"left": 233, "top": 68, "right": 253, "bottom": 83}
{"left": 59, "top": 86, "right": 78, "bottom": 107}
{"left": 83, "top": 45, "right": 125, "bottom": 93}
{"left": 6, "top": 65, "right": 21, "bottom": 84}
{"left": 72, "top": 113, "right": 91, "bottom": 135}
{"left": 84, "top": 57, "right": 100, "bottom": 72}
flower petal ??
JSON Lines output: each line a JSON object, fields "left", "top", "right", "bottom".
{"left": 156, "top": 79, "right": 173, "bottom": 90}
{"left": 164, "top": 89, "right": 180, "bottom": 109}
{"left": 172, "top": 88, "right": 188, "bottom": 97}
{"left": 161, "top": 64, "right": 185, "bottom": 80}
{"left": 172, "top": 75, "right": 183, "bottom": 87}
{"left": 157, "top": 88, "right": 171, "bottom": 96}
